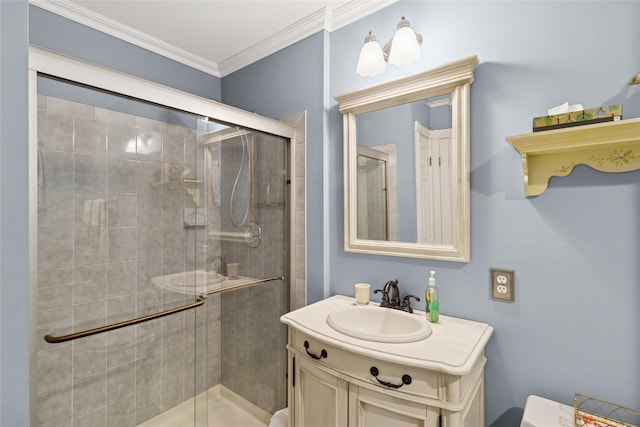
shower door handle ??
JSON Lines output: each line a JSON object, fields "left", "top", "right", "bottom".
{"left": 44, "top": 298, "right": 206, "bottom": 343}
{"left": 45, "top": 275, "right": 285, "bottom": 343}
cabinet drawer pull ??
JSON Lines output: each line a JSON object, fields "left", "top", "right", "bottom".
{"left": 304, "top": 340, "right": 328, "bottom": 360}
{"left": 369, "top": 366, "right": 412, "bottom": 389}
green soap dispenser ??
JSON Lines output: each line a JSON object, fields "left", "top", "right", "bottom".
{"left": 426, "top": 271, "right": 439, "bottom": 323}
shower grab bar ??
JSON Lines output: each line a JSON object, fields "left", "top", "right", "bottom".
{"left": 208, "top": 231, "right": 252, "bottom": 240}
{"left": 44, "top": 276, "right": 285, "bottom": 344}
{"left": 208, "top": 222, "right": 262, "bottom": 248}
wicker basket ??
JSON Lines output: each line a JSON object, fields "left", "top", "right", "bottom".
{"left": 574, "top": 393, "right": 639, "bottom": 427}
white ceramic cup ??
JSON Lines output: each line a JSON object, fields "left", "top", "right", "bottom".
{"left": 354, "top": 283, "right": 371, "bottom": 305}
{"left": 227, "top": 263, "right": 239, "bottom": 279}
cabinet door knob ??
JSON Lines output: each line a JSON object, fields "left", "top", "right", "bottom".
{"left": 369, "top": 366, "right": 412, "bottom": 389}
{"left": 303, "top": 340, "right": 328, "bottom": 360}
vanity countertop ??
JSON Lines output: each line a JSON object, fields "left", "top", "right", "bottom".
{"left": 281, "top": 295, "right": 493, "bottom": 375}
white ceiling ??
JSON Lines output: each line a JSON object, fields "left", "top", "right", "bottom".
{"left": 32, "top": 0, "right": 396, "bottom": 77}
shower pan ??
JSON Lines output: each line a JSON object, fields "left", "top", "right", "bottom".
{"left": 29, "top": 47, "right": 297, "bottom": 427}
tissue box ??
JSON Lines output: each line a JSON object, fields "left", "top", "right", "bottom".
{"left": 532, "top": 104, "right": 622, "bottom": 132}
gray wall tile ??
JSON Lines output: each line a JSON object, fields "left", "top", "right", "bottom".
{"left": 108, "top": 159, "right": 137, "bottom": 193}
{"left": 41, "top": 150, "right": 74, "bottom": 191}
{"left": 37, "top": 345, "right": 72, "bottom": 393}
{"left": 106, "top": 362, "right": 135, "bottom": 404}
{"left": 107, "top": 122, "right": 137, "bottom": 160}
{"left": 72, "top": 373, "right": 106, "bottom": 419}
{"left": 74, "top": 117, "right": 106, "bottom": 157}
{"left": 106, "top": 397, "right": 135, "bottom": 427}
{"left": 73, "top": 407, "right": 105, "bottom": 427}
{"left": 74, "top": 264, "right": 107, "bottom": 304}
{"left": 106, "top": 328, "right": 135, "bottom": 370}
{"left": 35, "top": 384, "right": 72, "bottom": 427}
{"left": 136, "top": 129, "right": 162, "bottom": 162}
{"left": 106, "top": 260, "right": 136, "bottom": 298}
{"left": 38, "top": 109, "right": 73, "bottom": 152}
{"left": 72, "top": 336, "right": 106, "bottom": 381}
{"left": 74, "top": 154, "right": 107, "bottom": 192}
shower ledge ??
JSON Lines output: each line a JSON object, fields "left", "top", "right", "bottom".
{"left": 151, "top": 270, "right": 258, "bottom": 295}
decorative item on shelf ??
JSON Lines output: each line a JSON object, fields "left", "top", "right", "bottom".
{"left": 574, "top": 393, "right": 639, "bottom": 427}
{"left": 533, "top": 104, "right": 622, "bottom": 132}
{"left": 356, "top": 16, "right": 422, "bottom": 77}
{"left": 182, "top": 173, "right": 202, "bottom": 206}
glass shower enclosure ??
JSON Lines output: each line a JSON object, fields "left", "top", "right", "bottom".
{"left": 30, "top": 47, "right": 295, "bottom": 427}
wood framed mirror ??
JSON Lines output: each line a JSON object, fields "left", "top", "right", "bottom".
{"left": 335, "top": 55, "right": 478, "bottom": 261}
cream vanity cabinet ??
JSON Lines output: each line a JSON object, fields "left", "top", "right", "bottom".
{"left": 281, "top": 296, "right": 493, "bottom": 427}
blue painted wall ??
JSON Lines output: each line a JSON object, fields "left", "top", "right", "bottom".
{"left": 2, "top": 1, "right": 638, "bottom": 425}
{"left": 225, "top": 1, "right": 640, "bottom": 425}
{"left": 328, "top": 2, "right": 639, "bottom": 425}
{"left": 0, "top": 1, "right": 30, "bottom": 425}
{"left": 222, "top": 31, "right": 329, "bottom": 304}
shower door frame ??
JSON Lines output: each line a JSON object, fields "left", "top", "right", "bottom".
{"left": 28, "top": 45, "right": 299, "bottom": 424}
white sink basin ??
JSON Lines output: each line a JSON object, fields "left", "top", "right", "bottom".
{"left": 151, "top": 270, "right": 225, "bottom": 294}
{"left": 326, "top": 305, "right": 432, "bottom": 343}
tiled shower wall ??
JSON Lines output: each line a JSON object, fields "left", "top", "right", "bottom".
{"left": 35, "top": 94, "right": 221, "bottom": 426}
{"left": 219, "top": 132, "right": 290, "bottom": 413}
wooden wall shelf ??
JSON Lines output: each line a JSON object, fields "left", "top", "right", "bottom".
{"left": 506, "top": 118, "right": 640, "bottom": 197}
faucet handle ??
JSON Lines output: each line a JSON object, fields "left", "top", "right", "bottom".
{"left": 373, "top": 288, "right": 390, "bottom": 305}
{"left": 401, "top": 294, "right": 420, "bottom": 313}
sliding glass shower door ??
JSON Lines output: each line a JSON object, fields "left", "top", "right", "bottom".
{"left": 31, "top": 55, "right": 293, "bottom": 426}
{"left": 34, "top": 74, "right": 211, "bottom": 426}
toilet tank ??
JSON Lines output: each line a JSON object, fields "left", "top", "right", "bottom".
{"left": 521, "top": 395, "right": 573, "bottom": 427}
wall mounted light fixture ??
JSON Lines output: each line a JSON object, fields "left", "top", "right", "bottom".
{"left": 356, "top": 16, "right": 422, "bottom": 77}
{"left": 356, "top": 32, "right": 386, "bottom": 76}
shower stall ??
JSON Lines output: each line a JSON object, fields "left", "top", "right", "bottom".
{"left": 30, "top": 47, "right": 297, "bottom": 426}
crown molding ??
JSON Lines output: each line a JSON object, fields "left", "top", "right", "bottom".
{"left": 30, "top": 0, "right": 396, "bottom": 78}
{"left": 218, "top": 7, "right": 327, "bottom": 77}
{"left": 31, "top": 0, "right": 222, "bottom": 77}
{"left": 327, "top": 0, "right": 397, "bottom": 32}
{"left": 219, "top": 0, "right": 396, "bottom": 76}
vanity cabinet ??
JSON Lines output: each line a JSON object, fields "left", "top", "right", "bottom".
{"left": 282, "top": 296, "right": 493, "bottom": 427}
{"left": 348, "top": 381, "right": 442, "bottom": 427}
{"left": 293, "top": 355, "right": 348, "bottom": 427}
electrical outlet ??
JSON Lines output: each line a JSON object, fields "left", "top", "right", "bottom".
{"left": 491, "top": 268, "right": 514, "bottom": 302}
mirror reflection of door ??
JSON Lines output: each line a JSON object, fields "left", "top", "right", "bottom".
{"left": 354, "top": 94, "right": 454, "bottom": 244}
{"left": 356, "top": 145, "right": 399, "bottom": 241}
{"left": 415, "top": 123, "right": 452, "bottom": 244}
{"left": 357, "top": 146, "right": 389, "bottom": 240}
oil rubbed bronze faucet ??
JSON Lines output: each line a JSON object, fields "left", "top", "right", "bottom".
{"left": 374, "top": 279, "right": 420, "bottom": 313}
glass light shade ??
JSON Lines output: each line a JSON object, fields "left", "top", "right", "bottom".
{"left": 388, "top": 22, "right": 421, "bottom": 65}
{"left": 356, "top": 34, "right": 385, "bottom": 77}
